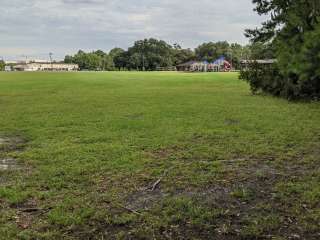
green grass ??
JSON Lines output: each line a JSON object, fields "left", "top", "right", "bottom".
{"left": 0, "top": 71, "right": 319, "bottom": 239}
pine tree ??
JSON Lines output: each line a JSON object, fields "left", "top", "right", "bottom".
{"left": 242, "top": 0, "right": 320, "bottom": 100}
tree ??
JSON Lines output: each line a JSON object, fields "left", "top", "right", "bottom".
{"left": 172, "top": 44, "right": 195, "bottom": 65}
{"left": 109, "top": 48, "right": 124, "bottom": 58}
{"left": 64, "top": 55, "right": 73, "bottom": 64}
{"left": 0, "top": 60, "right": 5, "bottom": 71}
{"left": 101, "top": 55, "right": 115, "bottom": 71}
{"left": 229, "top": 43, "right": 244, "bottom": 69}
{"left": 195, "top": 41, "right": 230, "bottom": 62}
{"left": 242, "top": 0, "right": 320, "bottom": 100}
{"left": 85, "top": 53, "right": 102, "bottom": 70}
{"left": 64, "top": 39, "right": 250, "bottom": 72}
{"left": 194, "top": 41, "right": 248, "bottom": 69}
{"left": 65, "top": 50, "right": 106, "bottom": 70}
{"left": 93, "top": 50, "right": 106, "bottom": 58}
{"left": 113, "top": 50, "right": 129, "bottom": 70}
{"left": 247, "top": 42, "right": 275, "bottom": 60}
{"left": 109, "top": 48, "right": 125, "bottom": 70}
{"left": 292, "top": 23, "right": 320, "bottom": 99}
{"left": 126, "top": 38, "right": 174, "bottom": 70}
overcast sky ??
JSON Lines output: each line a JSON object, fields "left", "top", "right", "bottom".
{"left": 0, "top": 0, "right": 264, "bottom": 60}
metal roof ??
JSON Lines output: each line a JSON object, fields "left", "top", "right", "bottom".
{"left": 240, "top": 59, "right": 277, "bottom": 64}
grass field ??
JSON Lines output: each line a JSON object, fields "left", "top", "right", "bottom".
{"left": 0, "top": 72, "right": 319, "bottom": 239}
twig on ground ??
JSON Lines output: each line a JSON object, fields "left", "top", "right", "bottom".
{"left": 20, "top": 208, "right": 42, "bottom": 212}
{"left": 103, "top": 200, "right": 142, "bottom": 216}
{"left": 218, "top": 158, "right": 247, "bottom": 163}
{"left": 147, "top": 168, "right": 171, "bottom": 192}
{"left": 19, "top": 207, "right": 52, "bottom": 216}
{"left": 116, "top": 203, "right": 142, "bottom": 215}
{"left": 151, "top": 178, "right": 162, "bottom": 191}
{"left": 20, "top": 207, "right": 52, "bottom": 213}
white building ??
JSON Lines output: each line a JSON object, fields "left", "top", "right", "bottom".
{"left": 4, "top": 66, "right": 12, "bottom": 71}
{"left": 12, "top": 62, "right": 79, "bottom": 71}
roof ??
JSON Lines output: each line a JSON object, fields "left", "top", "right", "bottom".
{"left": 13, "top": 64, "right": 27, "bottom": 68}
{"left": 176, "top": 61, "right": 198, "bottom": 67}
{"left": 177, "top": 57, "right": 228, "bottom": 67}
{"left": 12, "top": 62, "right": 78, "bottom": 66}
{"left": 240, "top": 59, "right": 277, "bottom": 64}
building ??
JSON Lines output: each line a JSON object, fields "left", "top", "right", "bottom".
{"left": 4, "top": 66, "right": 12, "bottom": 71}
{"left": 240, "top": 59, "right": 277, "bottom": 70}
{"left": 240, "top": 59, "right": 277, "bottom": 65}
{"left": 177, "top": 57, "right": 232, "bottom": 72}
{"left": 176, "top": 61, "right": 206, "bottom": 72}
{"left": 11, "top": 62, "right": 79, "bottom": 71}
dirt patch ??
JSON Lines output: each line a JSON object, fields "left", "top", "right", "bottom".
{"left": 130, "top": 146, "right": 315, "bottom": 238}
{"left": 125, "top": 113, "right": 144, "bottom": 120}
{"left": 0, "top": 158, "right": 22, "bottom": 171}
{"left": 125, "top": 189, "right": 167, "bottom": 211}
{"left": 0, "top": 136, "right": 26, "bottom": 152}
{"left": 150, "top": 149, "right": 171, "bottom": 159}
{"left": 0, "top": 136, "right": 27, "bottom": 172}
{"left": 13, "top": 199, "right": 49, "bottom": 230}
{"left": 0, "top": 138, "right": 8, "bottom": 145}
{"left": 15, "top": 213, "right": 34, "bottom": 230}
{"left": 224, "top": 118, "right": 240, "bottom": 126}
{"left": 0, "top": 136, "right": 28, "bottom": 181}
{"left": 148, "top": 145, "right": 183, "bottom": 159}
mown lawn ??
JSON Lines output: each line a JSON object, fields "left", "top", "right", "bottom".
{"left": 0, "top": 72, "right": 319, "bottom": 239}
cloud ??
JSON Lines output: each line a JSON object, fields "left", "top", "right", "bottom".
{"left": 0, "top": 0, "right": 265, "bottom": 60}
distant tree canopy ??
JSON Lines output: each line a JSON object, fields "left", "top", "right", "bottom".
{"left": 241, "top": 0, "right": 320, "bottom": 100}
{"left": 113, "top": 39, "right": 195, "bottom": 70}
{"left": 195, "top": 41, "right": 253, "bottom": 69}
{"left": 247, "top": 42, "right": 275, "bottom": 60}
{"left": 127, "top": 39, "right": 173, "bottom": 70}
{"left": 195, "top": 41, "right": 230, "bottom": 62}
{"left": 0, "top": 60, "right": 5, "bottom": 71}
{"left": 171, "top": 44, "right": 195, "bottom": 66}
{"left": 64, "top": 50, "right": 114, "bottom": 71}
{"left": 64, "top": 38, "right": 263, "bottom": 71}
{"left": 65, "top": 39, "right": 196, "bottom": 71}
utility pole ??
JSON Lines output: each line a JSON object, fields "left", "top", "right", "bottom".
{"left": 142, "top": 54, "right": 145, "bottom": 71}
{"left": 21, "top": 55, "right": 28, "bottom": 63}
{"left": 49, "top": 53, "right": 53, "bottom": 70}
{"left": 141, "top": 42, "right": 145, "bottom": 71}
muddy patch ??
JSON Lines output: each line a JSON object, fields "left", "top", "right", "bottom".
{"left": 0, "top": 158, "right": 22, "bottom": 171}
{"left": 125, "top": 113, "right": 144, "bottom": 120}
{"left": 0, "top": 138, "right": 8, "bottom": 145}
{"left": 148, "top": 145, "right": 183, "bottom": 159}
{"left": 13, "top": 198, "right": 49, "bottom": 230}
{"left": 225, "top": 118, "right": 240, "bottom": 126}
{"left": 0, "top": 136, "right": 27, "bottom": 174}
{"left": 0, "top": 136, "right": 26, "bottom": 152}
{"left": 125, "top": 189, "right": 167, "bottom": 211}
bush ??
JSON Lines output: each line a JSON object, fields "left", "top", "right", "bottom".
{"left": 243, "top": 1, "right": 320, "bottom": 101}
{"left": 240, "top": 62, "right": 284, "bottom": 97}
{"left": 240, "top": 58, "right": 320, "bottom": 101}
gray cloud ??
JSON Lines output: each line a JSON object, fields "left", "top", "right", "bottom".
{"left": 0, "top": 0, "right": 265, "bottom": 60}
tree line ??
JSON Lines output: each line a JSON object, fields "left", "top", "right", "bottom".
{"left": 240, "top": 0, "right": 320, "bottom": 100}
{"left": 64, "top": 39, "right": 272, "bottom": 71}
{"left": 0, "top": 60, "right": 5, "bottom": 71}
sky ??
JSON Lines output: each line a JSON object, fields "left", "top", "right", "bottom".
{"left": 0, "top": 0, "right": 265, "bottom": 61}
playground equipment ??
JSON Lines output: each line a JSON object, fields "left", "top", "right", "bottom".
{"left": 177, "top": 56, "right": 232, "bottom": 72}
{"left": 209, "top": 56, "right": 231, "bottom": 72}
